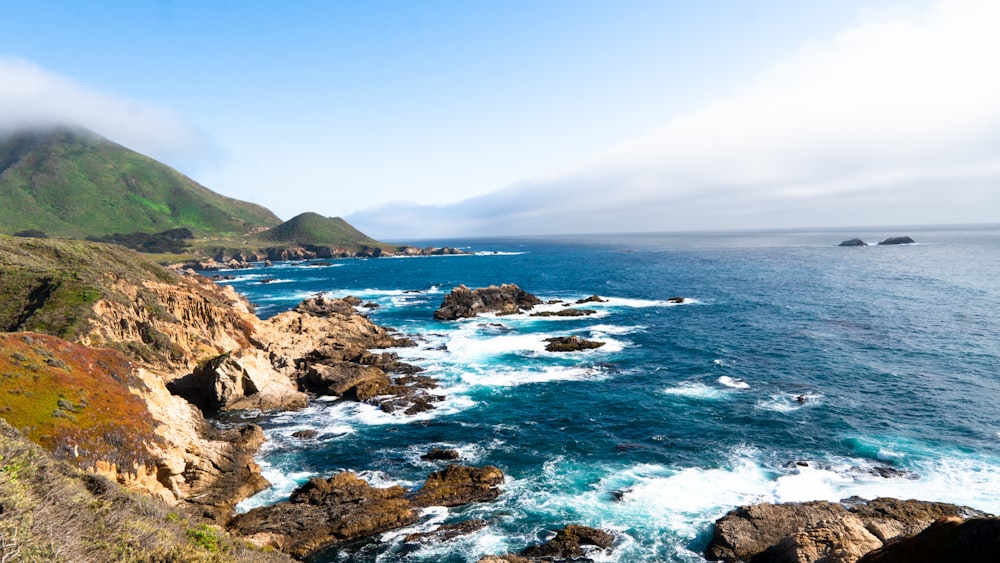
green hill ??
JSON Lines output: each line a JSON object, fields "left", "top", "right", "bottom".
{"left": 0, "top": 126, "right": 281, "bottom": 239}
{"left": 254, "top": 212, "right": 388, "bottom": 250}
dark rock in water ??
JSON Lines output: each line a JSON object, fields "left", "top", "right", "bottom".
{"left": 422, "top": 447, "right": 461, "bottom": 461}
{"left": 521, "top": 524, "right": 615, "bottom": 559}
{"left": 545, "top": 336, "right": 605, "bottom": 352}
{"left": 530, "top": 308, "right": 597, "bottom": 318}
{"left": 667, "top": 296, "right": 686, "bottom": 303}
{"left": 404, "top": 519, "right": 489, "bottom": 544}
{"left": 858, "top": 516, "right": 1000, "bottom": 563}
{"left": 410, "top": 464, "right": 505, "bottom": 507}
{"left": 308, "top": 261, "right": 334, "bottom": 266}
{"left": 576, "top": 294, "right": 607, "bottom": 304}
{"left": 839, "top": 238, "right": 868, "bottom": 247}
{"left": 705, "top": 497, "right": 987, "bottom": 563}
{"left": 362, "top": 301, "right": 379, "bottom": 308}
{"left": 878, "top": 236, "right": 915, "bottom": 245}
{"left": 434, "top": 284, "right": 543, "bottom": 320}
{"left": 291, "top": 429, "right": 319, "bottom": 439}
{"left": 227, "top": 471, "right": 418, "bottom": 558}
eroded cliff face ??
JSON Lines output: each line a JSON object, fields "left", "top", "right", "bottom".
{"left": 67, "top": 265, "right": 418, "bottom": 519}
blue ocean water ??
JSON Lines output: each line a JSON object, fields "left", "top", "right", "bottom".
{"left": 227, "top": 225, "right": 1000, "bottom": 562}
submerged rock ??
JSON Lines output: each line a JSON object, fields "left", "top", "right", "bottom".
{"left": 434, "top": 284, "right": 543, "bottom": 320}
{"left": 421, "top": 447, "right": 461, "bottom": 461}
{"left": 529, "top": 308, "right": 597, "bottom": 317}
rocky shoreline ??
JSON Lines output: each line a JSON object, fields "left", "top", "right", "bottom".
{"left": 1, "top": 238, "right": 995, "bottom": 561}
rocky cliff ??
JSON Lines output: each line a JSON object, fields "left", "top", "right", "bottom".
{"left": 0, "top": 235, "right": 421, "bottom": 523}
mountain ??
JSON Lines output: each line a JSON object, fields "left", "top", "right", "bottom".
{"left": 254, "top": 212, "right": 388, "bottom": 249}
{"left": 0, "top": 126, "right": 281, "bottom": 239}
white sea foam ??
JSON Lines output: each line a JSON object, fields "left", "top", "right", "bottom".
{"left": 755, "top": 392, "right": 822, "bottom": 412}
{"left": 588, "top": 324, "right": 645, "bottom": 335}
{"left": 717, "top": 375, "right": 750, "bottom": 389}
{"left": 460, "top": 365, "right": 606, "bottom": 388}
{"left": 663, "top": 382, "right": 732, "bottom": 400}
{"left": 236, "top": 460, "right": 314, "bottom": 512}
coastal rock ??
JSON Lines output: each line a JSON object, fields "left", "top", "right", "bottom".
{"left": 228, "top": 471, "right": 418, "bottom": 558}
{"left": 544, "top": 336, "right": 606, "bottom": 352}
{"left": 301, "top": 361, "right": 390, "bottom": 399}
{"left": 530, "top": 308, "right": 597, "bottom": 317}
{"left": 169, "top": 348, "right": 307, "bottom": 412}
{"left": 291, "top": 429, "right": 318, "bottom": 439}
{"left": 839, "top": 238, "right": 868, "bottom": 247}
{"left": 410, "top": 464, "right": 505, "bottom": 507}
{"left": 858, "top": 517, "right": 1000, "bottom": 563}
{"left": 478, "top": 557, "right": 532, "bottom": 563}
{"left": 421, "top": 447, "right": 461, "bottom": 461}
{"left": 229, "top": 465, "right": 505, "bottom": 558}
{"left": 294, "top": 294, "right": 358, "bottom": 316}
{"left": 404, "top": 519, "right": 489, "bottom": 544}
{"left": 877, "top": 236, "right": 915, "bottom": 245}
{"left": 706, "top": 498, "right": 987, "bottom": 563}
{"left": 434, "top": 284, "right": 543, "bottom": 320}
{"left": 521, "top": 525, "right": 616, "bottom": 559}
{"left": 576, "top": 295, "right": 608, "bottom": 304}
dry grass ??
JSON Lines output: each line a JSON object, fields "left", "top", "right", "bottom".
{"left": 0, "top": 418, "right": 291, "bottom": 562}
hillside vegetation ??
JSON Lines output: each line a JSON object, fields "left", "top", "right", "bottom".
{"left": 0, "top": 127, "right": 281, "bottom": 239}
{"left": 252, "top": 212, "right": 390, "bottom": 249}
{"left": 0, "top": 418, "right": 291, "bottom": 562}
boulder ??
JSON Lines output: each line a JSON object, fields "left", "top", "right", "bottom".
{"left": 877, "top": 236, "right": 915, "bottom": 245}
{"left": 576, "top": 295, "right": 607, "bottom": 304}
{"left": 544, "top": 336, "right": 606, "bottom": 352}
{"left": 434, "top": 284, "right": 543, "bottom": 320}
{"left": 706, "top": 498, "right": 988, "bottom": 563}
{"left": 521, "top": 525, "right": 615, "bottom": 559}
{"left": 410, "top": 464, "right": 505, "bottom": 507}
{"left": 168, "top": 349, "right": 307, "bottom": 412}
{"left": 421, "top": 447, "right": 461, "bottom": 461}
{"left": 839, "top": 238, "right": 868, "bottom": 247}
{"left": 858, "top": 517, "right": 1000, "bottom": 563}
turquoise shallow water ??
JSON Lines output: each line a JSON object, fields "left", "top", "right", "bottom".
{"left": 225, "top": 225, "right": 1000, "bottom": 562}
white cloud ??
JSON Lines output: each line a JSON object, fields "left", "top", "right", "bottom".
{"left": 350, "top": 0, "right": 1000, "bottom": 239}
{"left": 0, "top": 56, "right": 216, "bottom": 171}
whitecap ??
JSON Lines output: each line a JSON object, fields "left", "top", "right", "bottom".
{"left": 717, "top": 375, "right": 750, "bottom": 389}
{"left": 755, "top": 392, "right": 821, "bottom": 412}
{"left": 663, "top": 382, "right": 732, "bottom": 400}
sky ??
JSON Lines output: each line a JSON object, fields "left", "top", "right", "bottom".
{"left": 2, "top": 0, "right": 998, "bottom": 239}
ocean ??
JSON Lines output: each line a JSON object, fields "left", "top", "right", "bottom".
{"left": 224, "top": 225, "right": 1000, "bottom": 562}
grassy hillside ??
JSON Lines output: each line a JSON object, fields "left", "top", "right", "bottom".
{"left": 0, "top": 126, "right": 281, "bottom": 239}
{"left": 0, "top": 235, "right": 175, "bottom": 340}
{"left": 252, "top": 212, "right": 391, "bottom": 250}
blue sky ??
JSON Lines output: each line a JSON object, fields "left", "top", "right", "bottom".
{"left": 3, "top": 0, "right": 998, "bottom": 238}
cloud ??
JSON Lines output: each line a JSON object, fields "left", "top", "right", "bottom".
{"left": 0, "top": 56, "right": 216, "bottom": 171}
{"left": 350, "top": 0, "right": 1000, "bottom": 239}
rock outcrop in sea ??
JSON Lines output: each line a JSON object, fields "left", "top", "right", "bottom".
{"left": 434, "top": 284, "right": 543, "bottom": 320}
{"left": 877, "top": 236, "right": 915, "bottom": 245}
{"left": 228, "top": 464, "right": 504, "bottom": 558}
{"left": 705, "top": 497, "right": 989, "bottom": 563}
